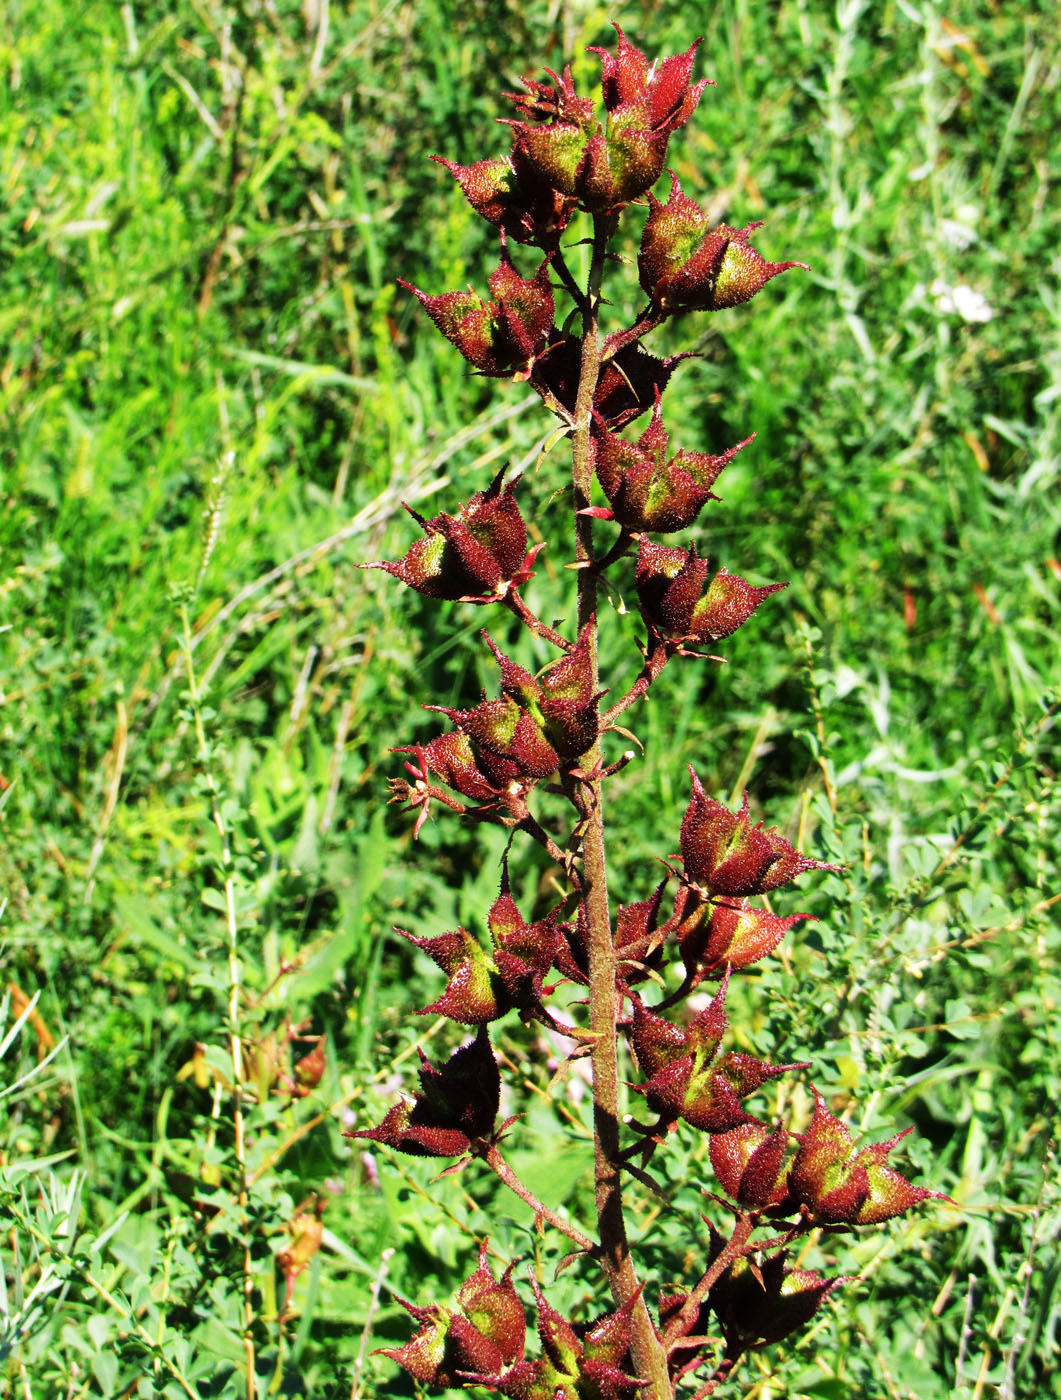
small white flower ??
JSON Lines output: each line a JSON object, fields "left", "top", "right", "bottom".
{"left": 951, "top": 284, "right": 993, "bottom": 322}
{"left": 940, "top": 218, "right": 977, "bottom": 251}
{"left": 930, "top": 278, "right": 993, "bottom": 323}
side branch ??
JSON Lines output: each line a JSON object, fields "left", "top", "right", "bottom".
{"left": 504, "top": 589, "right": 575, "bottom": 652}
{"left": 551, "top": 248, "right": 590, "bottom": 313}
{"left": 602, "top": 642, "right": 670, "bottom": 727}
{"left": 478, "top": 1143, "right": 597, "bottom": 1255}
{"left": 689, "top": 1352, "right": 746, "bottom": 1400}
{"left": 662, "top": 1215, "right": 755, "bottom": 1347}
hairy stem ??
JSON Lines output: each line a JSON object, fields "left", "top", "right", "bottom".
{"left": 602, "top": 642, "right": 670, "bottom": 726}
{"left": 504, "top": 588, "right": 574, "bottom": 652}
{"left": 551, "top": 247, "right": 589, "bottom": 313}
{"left": 592, "top": 526, "right": 636, "bottom": 575}
{"left": 662, "top": 1215, "right": 755, "bottom": 1348}
{"left": 690, "top": 1350, "right": 746, "bottom": 1400}
{"left": 574, "top": 214, "right": 673, "bottom": 1400}
{"left": 520, "top": 811, "right": 584, "bottom": 889}
{"left": 479, "top": 1144, "right": 597, "bottom": 1254}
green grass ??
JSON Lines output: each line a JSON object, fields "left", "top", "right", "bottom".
{"left": 1, "top": 1, "right": 1059, "bottom": 1396}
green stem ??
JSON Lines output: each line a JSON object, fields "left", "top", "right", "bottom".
{"left": 178, "top": 601, "right": 256, "bottom": 1399}
{"left": 6, "top": 1200, "right": 200, "bottom": 1400}
{"left": 574, "top": 214, "right": 673, "bottom": 1400}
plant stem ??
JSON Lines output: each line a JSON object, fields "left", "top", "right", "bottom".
{"left": 520, "top": 811, "right": 584, "bottom": 888}
{"left": 480, "top": 1144, "right": 597, "bottom": 1254}
{"left": 602, "top": 643, "right": 670, "bottom": 726}
{"left": 179, "top": 600, "right": 255, "bottom": 1399}
{"left": 662, "top": 1215, "right": 755, "bottom": 1348}
{"left": 690, "top": 1350, "right": 745, "bottom": 1400}
{"left": 592, "top": 526, "right": 636, "bottom": 575}
{"left": 551, "top": 247, "right": 589, "bottom": 313}
{"left": 504, "top": 588, "right": 574, "bottom": 652}
{"left": 8, "top": 1197, "right": 201, "bottom": 1399}
{"left": 573, "top": 215, "right": 673, "bottom": 1400}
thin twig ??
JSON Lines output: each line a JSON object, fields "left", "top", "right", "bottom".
{"left": 550, "top": 248, "right": 589, "bottom": 314}
{"left": 479, "top": 1144, "right": 597, "bottom": 1255}
{"left": 662, "top": 1215, "right": 755, "bottom": 1348}
{"left": 603, "top": 644, "right": 669, "bottom": 727}
{"left": 177, "top": 602, "right": 255, "bottom": 1398}
{"left": 350, "top": 1247, "right": 393, "bottom": 1400}
{"left": 519, "top": 812, "right": 582, "bottom": 888}
{"left": 689, "top": 1350, "right": 745, "bottom": 1400}
{"left": 6, "top": 1201, "right": 200, "bottom": 1400}
{"left": 505, "top": 589, "right": 574, "bottom": 652}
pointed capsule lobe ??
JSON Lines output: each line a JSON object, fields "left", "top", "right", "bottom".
{"left": 401, "top": 244, "right": 554, "bottom": 378}
{"left": 506, "top": 27, "right": 710, "bottom": 212}
{"left": 673, "top": 888, "right": 813, "bottom": 980}
{"left": 635, "top": 538, "right": 786, "bottom": 648}
{"left": 592, "top": 394, "right": 751, "bottom": 532}
{"left": 709, "top": 1119, "right": 793, "bottom": 1210}
{"left": 639, "top": 172, "right": 807, "bottom": 312}
{"left": 431, "top": 154, "right": 571, "bottom": 246}
{"left": 366, "top": 471, "right": 538, "bottom": 603}
{"left": 351, "top": 1026, "right": 500, "bottom": 1158}
{"left": 630, "top": 979, "right": 802, "bottom": 1134}
{"left": 789, "top": 1087, "right": 947, "bottom": 1225}
{"left": 532, "top": 334, "right": 687, "bottom": 428}
{"left": 680, "top": 769, "right": 839, "bottom": 897}
{"left": 707, "top": 1240, "right": 850, "bottom": 1350}
{"left": 378, "top": 1241, "right": 526, "bottom": 1388}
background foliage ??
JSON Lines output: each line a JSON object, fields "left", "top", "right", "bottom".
{"left": 1, "top": 1, "right": 1058, "bottom": 1396}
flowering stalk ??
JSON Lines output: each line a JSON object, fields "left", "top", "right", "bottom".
{"left": 570, "top": 208, "right": 673, "bottom": 1398}
{"left": 356, "top": 24, "right": 942, "bottom": 1398}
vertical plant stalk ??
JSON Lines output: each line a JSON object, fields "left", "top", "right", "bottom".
{"left": 6, "top": 1198, "right": 201, "bottom": 1400}
{"left": 571, "top": 216, "right": 672, "bottom": 1400}
{"left": 178, "top": 601, "right": 256, "bottom": 1400}
{"left": 360, "top": 27, "right": 943, "bottom": 1397}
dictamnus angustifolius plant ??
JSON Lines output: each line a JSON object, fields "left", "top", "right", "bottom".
{"left": 354, "top": 24, "right": 943, "bottom": 1399}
